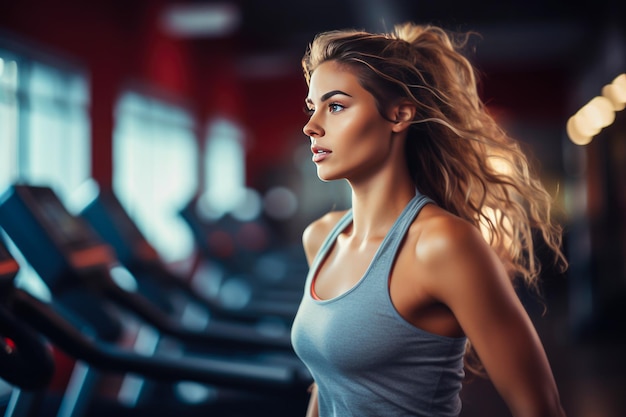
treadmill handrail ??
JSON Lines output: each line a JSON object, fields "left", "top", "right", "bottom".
{"left": 97, "top": 269, "right": 295, "bottom": 353}
{"left": 9, "top": 288, "right": 305, "bottom": 394}
{"left": 0, "top": 303, "right": 55, "bottom": 390}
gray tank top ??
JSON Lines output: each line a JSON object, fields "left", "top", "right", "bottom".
{"left": 291, "top": 191, "right": 467, "bottom": 417}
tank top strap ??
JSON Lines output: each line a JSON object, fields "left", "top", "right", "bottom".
{"left": 309, "top": 209, "right": 354, "bottom": 269}
{"left": 371, "top": 190, "right": 435, "bottom": 271}
{"left": 310, "top": 190, "right": 435, "bottom": 277}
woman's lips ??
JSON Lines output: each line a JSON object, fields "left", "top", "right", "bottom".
{"left": 311, "top": 146, "right": 331, "bottom": 163}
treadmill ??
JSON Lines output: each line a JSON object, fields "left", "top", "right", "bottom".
{"left": 0, "top": 230, "right": 310, "bottom": 417}
{"left": 0, "top": 183, "right": 297, "bottom": 355}
{"left": 179, "top": 196, "right": 307, "bottom": 287}
{"left": 78, "top": 186, "right": 300, "bottom": 324}
{"left": 0, "top": 240, "right": 55, "bottom": 392}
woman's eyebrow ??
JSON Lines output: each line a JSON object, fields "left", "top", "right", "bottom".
{"left": 306, "top": 90, "right": 352, "bottom": 105}
{"left": 321, "top": 90, "right": 352, "bottom": 102}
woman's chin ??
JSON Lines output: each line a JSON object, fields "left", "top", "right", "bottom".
{"left": 316, "top": 170, "right": 341, "bottom": 183}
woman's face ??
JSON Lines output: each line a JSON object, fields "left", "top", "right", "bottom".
{"left": 303, "top": 60, "right": 397, "bottom": 183}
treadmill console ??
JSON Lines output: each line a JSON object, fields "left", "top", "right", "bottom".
{"left": 80, "top": 189, "right": 160, "bottom": 265}
{"left": 0, "top": 185, "right": 115, "bottom": 288}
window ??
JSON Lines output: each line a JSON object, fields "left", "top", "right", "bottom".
{"left": 113, "top": 91, "right": 198, "bottom": 263}
{"left": 0, "top": 55, "right": 18, "bottom": 193}
{"left": 0, "top": 47, "right": 90, "bottom": 202}
{"left": 201, "top": 117, "right": 246, "bottom": 217}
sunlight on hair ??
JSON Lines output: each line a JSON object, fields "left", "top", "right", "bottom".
{"left": 486, "top": 153, "right": 514, "bottom": 176}
{"left": 480, "top": 154, "right": 514, "bottom": 248}
{"left": 479, "top": 206, "right": 513, "bottom": 250}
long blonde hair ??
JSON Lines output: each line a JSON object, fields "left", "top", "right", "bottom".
{"left": 302, "top": 22, "right": 568, "bottom": 372}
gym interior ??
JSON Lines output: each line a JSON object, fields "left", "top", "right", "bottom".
{"left": 0, "top": 1, "right": 625, "bottom": 416}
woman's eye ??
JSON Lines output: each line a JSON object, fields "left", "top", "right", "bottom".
{"left": 329, "top": 103, "right": 344, "bottom": 113}
{"left": 303, "top": 106, "right": 315, "bottom": 115}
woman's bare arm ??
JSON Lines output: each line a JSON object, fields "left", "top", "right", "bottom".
{"left": 419, "top": 215, "right": 566, "bottom": 417}
{"left": 305, "top": 383, "right": 319, "bottom": 417}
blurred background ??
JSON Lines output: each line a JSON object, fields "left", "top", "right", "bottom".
{"left": 0, "top": 0, "right": 625, "bottom": 416}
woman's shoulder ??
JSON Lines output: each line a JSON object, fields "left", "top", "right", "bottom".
{"left": 301, "top": 210, "right": 349, "bottom": 264}
{"left": 407, "top": 204, "right": 506, "bottom": 301}
{"left": 411, "top": 204, "right": 489, "bottom": 269}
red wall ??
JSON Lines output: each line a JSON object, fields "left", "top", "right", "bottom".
{"left": 0, "top": 0, "right": 310, "bottom": 189}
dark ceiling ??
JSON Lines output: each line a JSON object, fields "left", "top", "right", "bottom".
{"left": 231, "top": 0, "right": 622, "bottom": 61}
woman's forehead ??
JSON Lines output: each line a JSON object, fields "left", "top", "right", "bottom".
{"left": 308, "top": 62, "right": 363, "bottom": 100}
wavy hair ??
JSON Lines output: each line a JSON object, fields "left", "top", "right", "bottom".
{"left": 302, "top": 22, "right": 568, "bottom": 373}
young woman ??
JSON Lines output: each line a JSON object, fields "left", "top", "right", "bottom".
{"left": 290, "top": 22, "right": 568, "bottom": 417}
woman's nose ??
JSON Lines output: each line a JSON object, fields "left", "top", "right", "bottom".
{"left": 303, "top": 116, "right": 323, "bottom": 138}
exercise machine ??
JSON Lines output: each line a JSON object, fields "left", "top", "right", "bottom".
{"left": 0, "top": 233, "right": 309, "bottom": 417}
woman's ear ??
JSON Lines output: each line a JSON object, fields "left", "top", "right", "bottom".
{"left": 391, "top": 102, "right": 416, "bottom": 133}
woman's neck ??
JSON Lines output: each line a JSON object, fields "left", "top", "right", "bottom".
{"left": 347, "top": 176, "right": 415, "bottom": 242}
